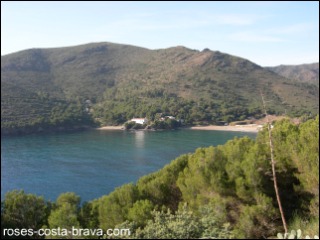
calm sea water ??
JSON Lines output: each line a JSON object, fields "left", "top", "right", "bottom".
{"left": 1, "top": 129, "right": 256, "bottom": 202}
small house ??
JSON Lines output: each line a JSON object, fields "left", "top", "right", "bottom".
{"left": 130, "top": 118, "right": 148, "bottom": 125}
{"left": 165, "top": 116, "right": 175, "bottom": 120}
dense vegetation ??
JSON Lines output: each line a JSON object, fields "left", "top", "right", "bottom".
{"left": 1, "top": 43, "right": 319, "bottom": 135}
{"left": 1, "top": 91, "right": 95, "bottom": 135}
{"left": 1, "top": 117, "right": 318, "bottom": 239}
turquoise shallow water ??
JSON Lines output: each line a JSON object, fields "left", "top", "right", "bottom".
{"left": 1, "top": 129, "right": 256, "bottom": 202}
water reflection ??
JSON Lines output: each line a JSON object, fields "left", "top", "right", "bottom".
{"left": 135, "top": 131, "right": 145, "bottom": 148}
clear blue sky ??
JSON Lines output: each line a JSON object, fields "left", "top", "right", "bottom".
{"left": 1, "top": 1, "right": 319, "bottom": 66}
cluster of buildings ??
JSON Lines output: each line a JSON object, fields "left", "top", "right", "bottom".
{"left": 129, "top": 116, "right": 177, "bottom": 125}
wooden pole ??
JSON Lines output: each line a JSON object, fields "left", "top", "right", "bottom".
{"left": 260, "top": 91, "right": 288, "bottom": 234}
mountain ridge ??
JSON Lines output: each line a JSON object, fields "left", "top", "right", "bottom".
{"left": 266, "top": 62, "right": 319, "bottom": 86}
{"left": 1, "top": 42, "right": 319, "bottom": 135}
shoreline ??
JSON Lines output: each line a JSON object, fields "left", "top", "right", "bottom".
{"left": 96, "top": 124, "right": 263, "bottom": 132}
{"left": 189, "top": 124, "right": 262, "bottom": 132}
{"left": 95, "top": 126, "right": 124, "bottom": 130}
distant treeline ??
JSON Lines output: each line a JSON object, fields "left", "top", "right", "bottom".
{"left": 1, "top": 98, "right": 96, "bottom": 135}
{"left": 1, "top": 116, "right": 319, "bottom": 239}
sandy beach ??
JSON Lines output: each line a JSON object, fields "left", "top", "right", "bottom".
{"left": 96, "top": 124, "right": 262, "bottom": 132}
{"left": 96, "top": 126, "right": 124, "bottom": 130}
{"left": 190, "top": 124, "right": 263, "bottom": 132}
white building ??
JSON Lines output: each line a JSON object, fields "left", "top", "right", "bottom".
{"left": 130, "top": 118, "right": 148, "bottom": 125}
{"left": 165, "top": 116, "right": 175, "bottom": 120}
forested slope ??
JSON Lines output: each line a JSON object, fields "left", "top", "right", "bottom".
{"left": 2, "top": 42, "right": 319, "bottom": 135}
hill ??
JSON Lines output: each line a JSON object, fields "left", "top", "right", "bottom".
{"left": 1, "top": 42, "right": 319, "bottom": 134}
{"left": 266, "top": 63, "right": 319, "bottom": 86}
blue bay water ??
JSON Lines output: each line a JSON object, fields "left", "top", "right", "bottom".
{"left": 1, "top": 129, "right": 256, "bottom": 202}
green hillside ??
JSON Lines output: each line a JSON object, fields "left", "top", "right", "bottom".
{"left": 1, "top": 42, "right": 319, "bottom": 134}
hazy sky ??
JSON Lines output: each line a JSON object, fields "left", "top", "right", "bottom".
{"left": 1, "top": 1, "right": 319, "bottom": 66}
